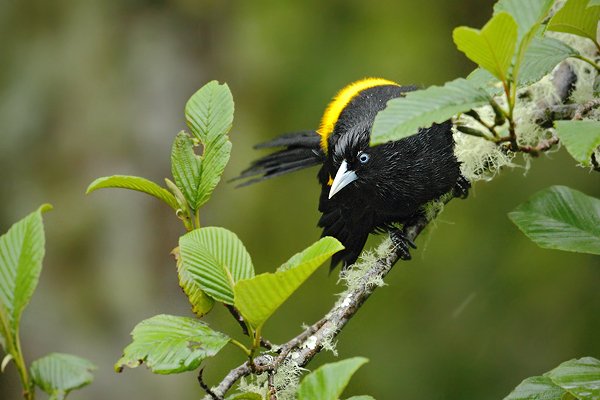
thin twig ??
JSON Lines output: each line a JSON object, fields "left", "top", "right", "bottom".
{"left": 518, "top": 136, "right": 560, "bottom": 156}
{"left": 198, "top": 369, "right": 219, "bottom": 400}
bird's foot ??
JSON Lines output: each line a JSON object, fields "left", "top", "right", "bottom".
{"left": 454, "top": 174, "right": 471, "bottom": 199}
{"left": 389, "top": 228, "right": 417, "bottom": 260}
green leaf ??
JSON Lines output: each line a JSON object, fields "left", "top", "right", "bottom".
{"left": 115, "top": 314, "right": 229, "bottom": 374}
{"left": 508, "top": 185, "right": 600, "bottom": 255}
{"left": 184, "top": 81, "right": 234, "bottom": 209}
{"left": 503, "top": 375, "right": 567, "bottom": 400}
{"left": 171, "top": 131, "right": 203, "bottom": 211}
{"left": 346, "top": 396, "right": 376, "bottom": 400}
{"left": 297, "top": 357, "right": 369, "bottom": 400}
{"left": 31, "top": 353, "right": 95, "bottom": 398}
{"left": 278, "top": 236, "right": 345, "bottom": 272}
{"left": 0, "top": 204, "right": 50, "bottom": 348}
{"left": 555, "top": 120, "right": 600, "bottom": 167}
{"left": 172, "top": 247, "right": 214, "bottom": 317}
{"left": 589, "top": 0, "right": 600, "bottom": 5}
{"left": 86, "top": 175, "right": 179, "bottom": 211}
{"left": 518, "top": 36, "right": 580, "bottom": 85}
{"left": 494, "top": 0, "right": 554, "bottom": 45}
{"left": 466, "top": 68, "right": 504, "bottom": 96}
{"left": 179, "top": 227, "right": 254, "bottom": 305}
{"left": 234, "top": 236, "right": 344, "bottom": 327}
{"left": 494, "top": 0, "right": 554, "bottom": 76}
{"left": 548, "top": 0, "right": 600, "bottom": 43}
{"left": 453, "top": 12, "right": 518, "bottom": 81}
{"left": 185, "top": 80, "right": 234, "bottom": 143}
{"left": 371, "top": 78, "right": 491, "bottom": 145}
{"left": 547, "top": 357, "right": 600, "bottom": 399}
{"left": 234, "top": 237, "right": 343, "bottom": 328}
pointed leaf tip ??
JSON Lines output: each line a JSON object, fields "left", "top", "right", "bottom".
{"left": 453, "top": 12, "right": 518, "bottom": 82}
{"left": 234, "top": 237, "right": 343, "bottom": 328}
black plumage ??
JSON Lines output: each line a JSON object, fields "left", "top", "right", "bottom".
{"left": 235, "top": 80, "right": 468, "bottom": 270}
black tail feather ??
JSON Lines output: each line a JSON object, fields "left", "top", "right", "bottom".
{"left": 233, "top": 131, "right": 324, "bottom": 186}
{"left": 254, "top": 130, "right": 321, "bottom": 149}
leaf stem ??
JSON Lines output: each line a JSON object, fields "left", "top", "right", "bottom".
{"left": 592, "top": 38, "right": 600, "bottom": 55}
{"left": 194, "top": 210, "right": 201, "bottom": 229}
{"left": 573, "top": 54, "right": 600, "bottom": 72}
{"left": 503, "top": 79, "right": 519, "bottom": 151}
{"left": 229, "top": 339, "right": 252, "bottom": 356}
{"left": 0, "top": 312, "right": 34, "bottom": 400}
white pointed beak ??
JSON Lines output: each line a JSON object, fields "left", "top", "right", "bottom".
{"left": 329, "top": 160, "right": 358, "bottom": 199}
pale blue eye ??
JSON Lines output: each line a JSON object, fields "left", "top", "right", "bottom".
{"left": 359, "top": 152, "right": 370, "bottom": 164}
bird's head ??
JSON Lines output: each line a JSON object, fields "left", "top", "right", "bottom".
{"left": 328, "top": 124, "right": 390, "bottom": 200}
{"left": 317, "top": 78, "right": 409, "bottom": 200}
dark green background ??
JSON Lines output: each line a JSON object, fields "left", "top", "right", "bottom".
{"left": 1, "top": 1, "right": 598, "bottom": 399}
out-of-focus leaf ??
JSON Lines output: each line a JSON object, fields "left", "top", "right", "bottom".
{"left": 184, "top": 81, "right": 234, "bottom": 208}
{"left": 179, "top": 227, "right": 254, "bottom": 305}
{"left": 518, "top": 36, "right": 580, "bottom": 85}
{"left": 453, "top": 12, "right": 518, "bottom": 81}
{"left": 503, "top": 375, "right": 566, "bottom": 400}
{"left": 31, "top": 353, "right": 95, "bottom": 398}
{"left": 86, "top": 176, "right": 179, "bottom": 211}
{"left": 546, "top": 357, "right": 600, "bottom": 400}
{"left": 371, "top": 78, "right": 491, "bottom": 145}
{"left": 115, "top": 314, "right": 229, "bottom": 374}
{"left": 548, "top": 0, "right": 600, "bottom": 43}
{"left": 346, "top": 396, "right": 376, "bottom": 400}
{"left": 508, "top": 186, "right": 600, "bottom": 255}
{"left": 494, "top": 0, "right": 554, "bottom": 44}
{"left": 171, "top": 131, "right": 202, "bottom": 211}
{"left": 494, "top": 0, "right": 555, "bottom": 76}
{"left": 0, "top": 204, "right": 50, "bottom": 349}
{"left": 234, "top": 237, "right": 343, "bottom": 328}
{"left": 172, "top": 246, "right": 214, "bottom": 317}
{"left": 297, "top": 357, "right": 369, "bottom": 400}
{"left": 555, "top": 120, "right": 600, "bottom": 167}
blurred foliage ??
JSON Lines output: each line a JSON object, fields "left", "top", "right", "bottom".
{"left": 0, "top": 0, "right": 598, "bottom": 399}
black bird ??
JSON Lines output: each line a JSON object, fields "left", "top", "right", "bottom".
{"left": 236, "top": 78, "right": 468, "bottom": 270}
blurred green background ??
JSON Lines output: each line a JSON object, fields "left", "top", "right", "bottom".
{"left": 1, "top": 0, "right": 599, "bottom": 399}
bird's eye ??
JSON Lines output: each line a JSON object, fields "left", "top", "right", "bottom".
{"left": 358, "top": 152, "right": 370, "bottom": 164}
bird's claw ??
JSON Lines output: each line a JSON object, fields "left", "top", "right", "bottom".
{"left": 454, "top": 175, "right": 471, "bottom": 199}
{"left": 390, "top": 229, "right": 416, "bottom": 260}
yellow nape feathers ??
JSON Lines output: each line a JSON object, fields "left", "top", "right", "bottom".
{"left": 317, "top": 78, "right": 399, "bottom": 152}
